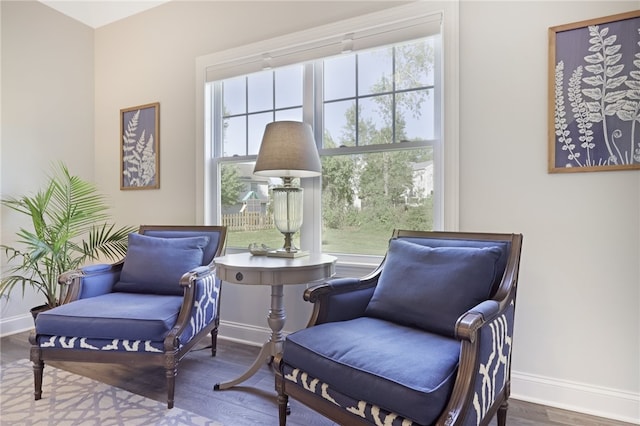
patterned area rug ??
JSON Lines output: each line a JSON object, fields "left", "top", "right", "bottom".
{"left": 0, "top": 359, "right": 222, "bottom": 425}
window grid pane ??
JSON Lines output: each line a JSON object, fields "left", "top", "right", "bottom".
{"left": 322, "top": 40, "right": 434, "bottom": 149}
{"left": 247, "top": 71, "right": 273, "bottom": 113}
{"left": 220, "top": 66, "right": 304, "bottom": 158}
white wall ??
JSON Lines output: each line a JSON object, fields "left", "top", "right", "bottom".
{"left": 1, "top": 1, "right": 639, "bottom": 423}
{"left": 0, "top": 0, "right": 94, "bottom": 334}
{"left": 459, "top": 2, "right": 639, "bottom": 421}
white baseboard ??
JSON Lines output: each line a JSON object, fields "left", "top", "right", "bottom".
{"left": 0, "top": 313, "right": 34, "bottom": 337}
{"left": 218, "top": 319, "right": 271, "bottom": 348}
{"left": 512, "top": 371, "right": 640, "bottom": 424}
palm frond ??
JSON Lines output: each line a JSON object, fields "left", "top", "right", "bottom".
{"left": 1, "top": 162, "right": 134, "bottom": 308}
{"left": 81, "top": 223, "right": 136, "bottom": 263}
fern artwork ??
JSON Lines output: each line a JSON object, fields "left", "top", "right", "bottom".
{"left": 549, "top": 11, "right": 640, "bottom": 173}
{"left": 120, "top": 102, "right": 160, "bottom": 189}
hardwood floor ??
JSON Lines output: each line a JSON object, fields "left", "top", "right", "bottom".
{"left": 1, "top": 331, "right": 634, "bottom": 426}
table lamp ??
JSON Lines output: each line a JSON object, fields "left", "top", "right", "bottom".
{"left": 253, "top": 121, "right": 321, "bottom": 257}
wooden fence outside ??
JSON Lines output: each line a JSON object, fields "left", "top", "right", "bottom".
{"left": 222, "top": 213, "right": 273, "bottom": 231}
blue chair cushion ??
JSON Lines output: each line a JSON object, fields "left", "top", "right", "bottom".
{"left": 283, "top": 317, "right": 460, "bottom": 425}
{"left": 398, "top": 236, "right": 510, "bottom": 295}
{"left": 35, "top": 292, "right": 184, "bottom": 341}
{"left": 365, "top": 239, "right": 502, "bottom": 337}
{"left": 141, "top": 229, "right": 222, "bottom": 265}
{"left": 113, "top": 233, "right": 209, "bottom": 295}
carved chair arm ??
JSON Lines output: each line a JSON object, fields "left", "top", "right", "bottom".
{"left": 56, "top": 269, "right": 84, "bottom": 305}
{"left": 455, "top": 300, "right": 500, "bottom": 342}
{"left": 58, "top": 269, "right": 84, "bottom": 285}
{"left": 179, "top": 265, "right": 214, "bottom": 287}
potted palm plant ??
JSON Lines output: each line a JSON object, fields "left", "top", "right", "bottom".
{"left": 0, "top": 163, "right": 135, "bottom": 314}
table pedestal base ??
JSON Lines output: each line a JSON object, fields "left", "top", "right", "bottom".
{"left": 214, "top": 285, "right": 285, "bottom": 390}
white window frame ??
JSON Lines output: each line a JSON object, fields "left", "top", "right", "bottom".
{"left": 195, "top": 2, "right": 460, "bottom": 272}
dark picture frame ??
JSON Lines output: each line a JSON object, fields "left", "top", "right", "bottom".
{"left": 548, "top": 10, "right": 640, "bottom": 173}
{"left": 120, "top": 102, "right": 160, "bottom": 190}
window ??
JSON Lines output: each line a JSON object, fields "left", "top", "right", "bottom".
{"left": 320, "top": 39, "right": 436, "bottom": 255}
{"left": 197, "top": 3, "right": 459, "bottom": 266}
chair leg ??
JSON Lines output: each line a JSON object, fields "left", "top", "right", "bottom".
{"left": 210, "top": 327, "right": 218, "bottom": 357}
{"left": 278, "top": 392, "right": 289, "bottom": 426}
{"left": 32, "top": 360, "right": 44, "bottom": 401}
{"left": 497, "top": 401, "right": 508, "bottom": 426}
{"left": 166, "top": 366, "right": 177, "bottom": 409}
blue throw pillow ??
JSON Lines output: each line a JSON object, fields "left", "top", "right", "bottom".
{"left": 114, "top": 233, "right": 209, "bottom": 295}
{"left": 365, "top": 239, "right": 502, "bottom": 337}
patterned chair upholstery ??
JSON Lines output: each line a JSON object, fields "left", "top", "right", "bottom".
{"left": 30, "top": 225, "right": 227, "bottom": 409}
{"left": 275, "top": 230, "right": 523, "bottom": 426}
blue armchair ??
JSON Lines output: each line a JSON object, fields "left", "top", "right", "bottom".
{"left": 275, "top": 230, "right": 523, "bottom": 426}
{"left": 30, "top": 225, "right": 227, "bottom": 408}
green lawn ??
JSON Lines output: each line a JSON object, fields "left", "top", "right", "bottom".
{"left": 226, "top": 226, "right": 393, "bottom": 256}
{"left": 321, "top": 227, "right": 391, "bottom": 255}
{"left": 227, "top": 228, "right": 290, "bottom": 251}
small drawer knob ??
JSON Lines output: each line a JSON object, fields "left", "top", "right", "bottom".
{"left": 235, "top": 272, "right": 243, "bottom": 281}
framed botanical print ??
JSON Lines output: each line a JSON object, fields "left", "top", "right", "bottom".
{"left": 120, "top": 102, "right": 160, "bottom": 189}
{"left": 549, "top": 11, "right": 640, "bottom": 173}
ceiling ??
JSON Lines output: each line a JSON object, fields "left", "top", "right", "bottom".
{"left": 39, "top": 0, "right": 171, "bottom": 29}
